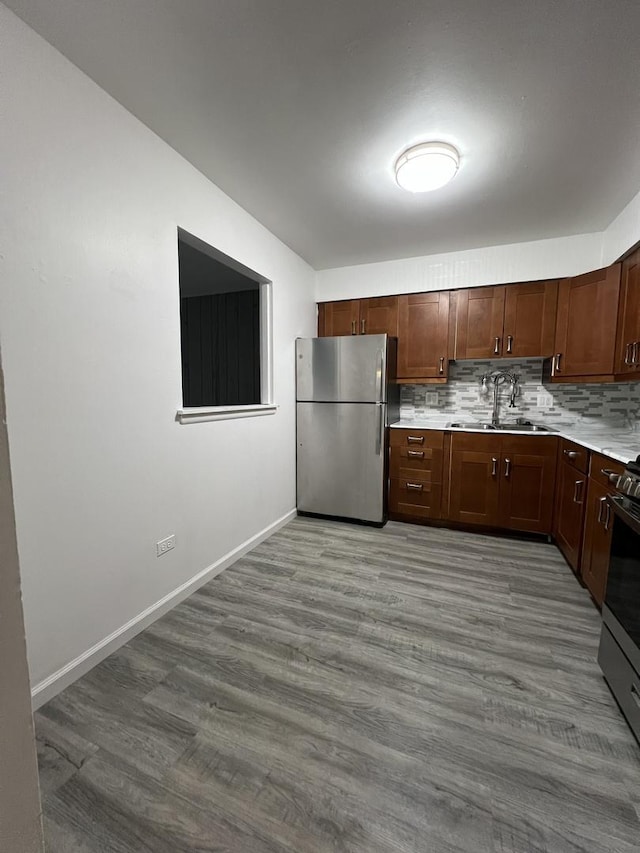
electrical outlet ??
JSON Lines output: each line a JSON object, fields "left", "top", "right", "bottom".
{"left": 156, "top": 534, "right": 175, "bottom": 557}
{"left": 537, "top": 393, "right": 552, "bottom": 408}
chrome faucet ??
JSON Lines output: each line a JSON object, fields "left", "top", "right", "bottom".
{"left": 481, "top": 371, "right": 519, "bottom": 427}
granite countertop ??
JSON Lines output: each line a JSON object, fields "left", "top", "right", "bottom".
{"left": 390, "top": 417, "right": 640, "bottom": 464}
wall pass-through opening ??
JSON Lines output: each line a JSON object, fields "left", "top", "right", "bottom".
{"left": 178, "top": 230, "right": 271, "bottom": 409}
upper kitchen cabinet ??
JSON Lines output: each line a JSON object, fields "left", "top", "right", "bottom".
{"left": 318, "top": 300, "right": 360, "bottom": 336}
{"left": 615, "top": 248, "right": 640, "bottom": 378}
{"left": 502, "top": 280, "right": 558, "bottom": 358}
{"left": 454, "top": 286, "right": 505, "bottom": 359}
{"left": 318, "top": 296, "right": 398, "bottom": 337}
{"left": 549, "top": 264, "right": 621, "bottom": 381}
{"left": 455, "top": 280, "right": 558, "bottom": 360}
{"left": 397, "top": 291, "right": 450, "bottom": 382}
{"left": 359, "top": 296, "right": 398, "bottom": 336}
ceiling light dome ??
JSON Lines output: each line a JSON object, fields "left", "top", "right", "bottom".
{"left": 395, "top": 142, "right": 460, "bottom": 193}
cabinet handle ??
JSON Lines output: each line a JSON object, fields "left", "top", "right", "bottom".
{"left": 633, "top": 341, "right": 639, "bottom": 365}
{"left": 351, "top": 319, "right": 356, "bottom": 335}
{"left": 625, "top": 342, "right": 633, "bottom": 365}
{"left": 407, "top": 450, "right": 424, "bottom": 458}
{"left": 553, "top": 353, "right": 562, "bottom": 373}
{"left": 506, "top": 335, "right": 513, "bottom": 354}
{"left": 361, "top": 318, "right": 366, "bottom": 334}
{"left": 563, "top": 449, "right": 578, "bottom": 460}
{"left": 573, "top": 480, "right": 584, "bottom": 504}
{"left": 407, "top": 435, "right": 424, "bottom": 444}
{"left": 439, "top": 356, "right": 445, "bottom": 375}
{"left": 604, "top": 501, "right": 612, "bottom": 531}
{"left": 406, "top": 482, "right": 423, "bottom": 492}
{"left": 491, "top": 457, "right": 498, "bottom": 477}
{"left": 597, "top": 496, "right": 607, "bottom": 524}
{"left": 601, "top": 468, "right": 621, "bottom": 485}
{"left": 504, "top": 458, "right": 511, "bottom": 479}
{"left": 494, "top": 336, "right": 501, "bottom": 355}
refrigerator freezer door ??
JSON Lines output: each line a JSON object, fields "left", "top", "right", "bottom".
{"left": 296, "top": 335, "right": 387, "bottom": 403}
{"left": 297, "top": 402, "right": 386, "bottom": 523}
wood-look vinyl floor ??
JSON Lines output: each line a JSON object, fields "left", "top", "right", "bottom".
{"left": 35, "top": 518, "right": 640, "bottom": 852}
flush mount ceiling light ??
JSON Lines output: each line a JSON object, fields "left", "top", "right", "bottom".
{"left": 395, "top": 142, "right": 460, "bottom": 193}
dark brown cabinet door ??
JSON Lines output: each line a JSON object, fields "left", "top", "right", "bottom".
{"left": 553, "top": 265, "right": 621, "bottom": 378}
{"left": 582, "top": 480, "right": 614, "bottom": 607}
{"left": 359, "top": 296, "right": 398, "bottom": 337}
{"left": 397, "top": 292, "right": 450, "bottom": 380}
{"left": 448, "top": 435, "right": 500, "bottom": 526}
{"left": 454, "top": 286, "right": 505, "bottom": 359}
{"left": 498, "top": 437, "right": 558, "bottom": 534}
{"left": 319, "top": 300, "right": 360, "bottom": 336}
{"left": 615, "top": 249, "right": 640, "bottom": 377}
{"left": 553, "top": 457, "right": 587, "bottom": 573}
{"left": 502, "top": 281, "right": 558, "bottom": 359}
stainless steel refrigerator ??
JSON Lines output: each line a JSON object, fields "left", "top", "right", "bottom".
{"left": 296, "top": 334, "right": 399, "bottom": 525}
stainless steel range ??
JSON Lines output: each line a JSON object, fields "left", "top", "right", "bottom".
{"left": 598, "top": 456, "right": 640, "bottom": 743}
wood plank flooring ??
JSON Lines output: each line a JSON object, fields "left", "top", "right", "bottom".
{"left": 35, "top": 518, "right": 640, "bottom": 852}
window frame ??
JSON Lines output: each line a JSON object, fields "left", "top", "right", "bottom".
{"left": 176, "top": 229, "right": 275, "bottom": 424}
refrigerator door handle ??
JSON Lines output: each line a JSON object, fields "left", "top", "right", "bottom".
{"left": 376, "top": 349, "right": 384, "bottom": 403}
{"left": 376, "top": 403, "right": 384, "bottom": 455}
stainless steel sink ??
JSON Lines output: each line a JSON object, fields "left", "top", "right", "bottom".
{"left": 447, "top": 422, "right": 496, "bottom": 430}
{"left": 447, "top": 421, "right": 556, "bottom": 433}
{"left": 498, "top": 423, "right": 555, "bottom": 432}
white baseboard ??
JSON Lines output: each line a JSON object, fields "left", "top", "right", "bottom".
{"left": 31, "top": 508, "right": 297, "bottom": 710}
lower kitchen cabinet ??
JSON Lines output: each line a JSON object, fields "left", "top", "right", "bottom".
{"left": 448, "top": 435, "right": 500, "bottom": 526}
{"left": 389, "top": 429, "right": 444, "bottom": 521}
{"left": 581, "top": 453, "right": 624, "bottom": 606}
{"left": 447, "top": 433, "right": 557, "bottom": 533}
{"left": 497, "top": 436, "right": 558, "bottom": 533}
{"left": 552, "top": 440, "right": 589, "bottom": 573}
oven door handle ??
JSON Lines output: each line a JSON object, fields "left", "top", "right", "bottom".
{"left": 607, "top": 495, "right": 640, "bottom": 536}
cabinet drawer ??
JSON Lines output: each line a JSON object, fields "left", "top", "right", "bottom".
{"left": 559, "top": 439, "right": 589, "bottom": 474}
{"left": 389, "top": 446, "right": 443, "bottom": 483}
{"left": 598, "top": 627, "right": 640, "bottom": 741}
{"left": 390, "top": 429, "right": 444, "bottom": 449}
{"left": 389, "top": 478, "right": 442, "bottom": 520}
{"left": 589, "top": 452, "right": 624, "bottom": 490}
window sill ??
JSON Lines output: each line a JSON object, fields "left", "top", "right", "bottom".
{"left": 177, "top": 404, "right": 278, "bottom": 424}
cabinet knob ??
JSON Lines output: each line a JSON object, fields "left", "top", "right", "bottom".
{"left": 564, "top": 449, "right": 578, "bottom": 460}
{"left": 625, "top": 342, "right": 633, "bottom": 365}
{"left": 406, "top": 482, "right": 423, "bottom": 492}
{"left": 504, "top": 458, "right": 511, "bottom": 479}
{"left": 506, "top": 335, "right": 513, "bottom": 354}
{"left": 494, "top": 337, "right": 501, "bottom": 355}
{"left": 407, "top": 435, "right": 424, "bottom": 444}
{"left": 407, "top": 450, "right": 424, "bottom": 458}
{"left": 553, "top": 353, "right": 562, "bottom": 373}
{"left": 491, "top": 457, "right": 498, "bottom": 477}
{"left": 439, "top": 356, "right": 445, "bottom": 374}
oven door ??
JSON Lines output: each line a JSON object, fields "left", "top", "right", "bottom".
{"left": 603, "top": 495, "right": 640, "bottom": 673}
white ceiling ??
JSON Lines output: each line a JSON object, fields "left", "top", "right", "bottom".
{"left": 6, "top": 1, "right": 640, "bottom": 270}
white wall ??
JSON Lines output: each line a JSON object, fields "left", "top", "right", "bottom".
{"left": 315, "top": 232, "right": 604, "bottom": 302}
{"left": 0, "top": 348, "right": 43, "bottom": 852}
{"left": 0, "top": 5, "right": 316, "bottom": 700}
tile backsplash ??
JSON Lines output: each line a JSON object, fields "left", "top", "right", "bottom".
{"left": 400, "top": 359, "right": 640, "bottom": 429}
